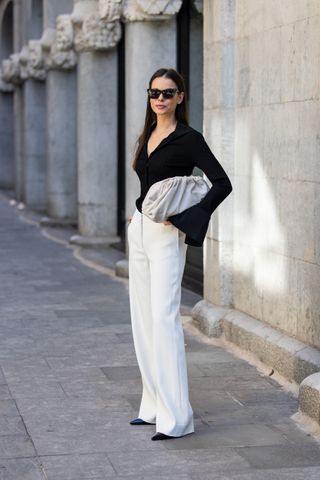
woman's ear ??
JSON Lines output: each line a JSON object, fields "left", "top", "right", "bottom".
{"left": 177, "top": 91, "right": 184, "bottom": 104}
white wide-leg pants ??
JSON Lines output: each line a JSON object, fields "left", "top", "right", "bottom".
{"left": 128, "top": 208, "right": 194, "bottom": 437}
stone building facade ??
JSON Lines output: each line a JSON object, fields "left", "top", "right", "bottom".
{"left": 1, "top": 1, "right": 320, "bottom": 423}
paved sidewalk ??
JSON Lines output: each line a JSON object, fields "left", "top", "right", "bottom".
{"left": 0, "top": 193, "right": 320, "bottom": 480}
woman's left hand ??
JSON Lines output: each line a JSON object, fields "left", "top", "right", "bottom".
{"left": 163, "top": 220, "right": 172, "bottom": 225}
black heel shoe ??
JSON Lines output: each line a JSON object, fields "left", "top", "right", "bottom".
{"left": 129, "top": 417, "right": 155, "bottom": 425}
{"left": 151, "top": 432, "right": 175, "bottom": 441}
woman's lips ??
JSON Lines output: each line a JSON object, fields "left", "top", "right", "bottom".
{"left": 156, "top": 105, "right": 166, "bottom": 109}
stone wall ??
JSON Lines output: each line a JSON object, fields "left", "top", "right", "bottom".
{"left": 203, "top": 0, "right": 320, "bottom": 347}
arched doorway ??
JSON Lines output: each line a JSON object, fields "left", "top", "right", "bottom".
{"left": 0, "top": 0, "right": 14, "bottom": 189}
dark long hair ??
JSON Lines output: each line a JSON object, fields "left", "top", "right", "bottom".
{"left": 132, "top": 68, "right": 188, "bottom": 169}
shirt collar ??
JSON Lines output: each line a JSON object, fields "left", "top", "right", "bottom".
{"left": 146, "top": 120, "right": 191, "bottom": 149}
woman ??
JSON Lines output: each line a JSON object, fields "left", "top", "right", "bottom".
{"left": 127, "top": 68, "right": 232, "bottom": 441}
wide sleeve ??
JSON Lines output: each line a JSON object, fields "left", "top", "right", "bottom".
{"left": 168, "top": 131, "right": 232, "bottom": 247}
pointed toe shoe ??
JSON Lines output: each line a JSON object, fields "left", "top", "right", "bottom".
{"left": 129, "top": 417, "right": 155, "bottom": 425}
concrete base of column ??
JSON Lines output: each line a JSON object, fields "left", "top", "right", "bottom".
{"left": 69, "top": 234, "right": 120, "bottom": 247}
{"left": 115, "top": 258, "right": 129, "bottom": 278}
{"left": 40, "top": 215, "right": 77, "bottom": 228}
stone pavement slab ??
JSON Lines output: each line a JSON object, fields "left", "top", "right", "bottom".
{"left": 234, "top": 443, "right": 320, "bottom": 469}
{"left": 39, "top": 453, "right": 115, "bottom": 479}
{"left": 0, "top": 400, "right": 20, "bottom": 417}
{"left": 0, "top": 191, "right": 320, "bottom": 479}
{"left": 0, "top": 415, "right": 26, "bottom": 436}
{"left": 106, "top": 447, "right": 250, "bottom": 477}
{"left": 0, "top": 434, "right": 36, "bottom": 458}
{"left": 0, "top": 458, "right": 44, "bottom": 480}
{"left": 193, "top": 467, "right": 320, "bottom": 480}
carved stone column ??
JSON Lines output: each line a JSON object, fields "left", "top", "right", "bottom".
{"left": 4, "top": 51, "right": 25, "bottom": 203}
{"left": 0, "top": 59, "right": 15, "bottom": 189}
{"left": 44, "top": 13, "right": 78, "bottom": 224}
{"left": 122, "top": 0, "right": 183, "bottom": 224}
{"left": 70, "top": 0, "right": 122, "bottom": 245}
{"left": 20, "top": 40, "right": 47, "bottom": 210}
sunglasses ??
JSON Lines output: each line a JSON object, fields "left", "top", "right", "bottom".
{"left": 147, "top": 88, "right": 179, "bottom": 99}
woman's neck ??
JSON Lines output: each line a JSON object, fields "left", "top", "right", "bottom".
{"left": 155, "top": 115, "right": 177, "bottom": 132}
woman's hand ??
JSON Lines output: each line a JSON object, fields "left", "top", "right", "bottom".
{"left": 163, "top": 220, "right": 171, "bottom": 225}
{"left": 128, "top": 217, "right": 132, "bottom": 223}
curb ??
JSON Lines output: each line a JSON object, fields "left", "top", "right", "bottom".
{"left": 115, "top": 259, "right": 129, "bottom": 278}
{"left": 192, "top": 299, "right": 320, "bottom": 426}
{"left": 299, "top": 373, "right": 320, "bottom": 424}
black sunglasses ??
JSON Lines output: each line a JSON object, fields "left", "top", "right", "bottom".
{"left": 147, "top": 88, "right": 179, "bottom": 99}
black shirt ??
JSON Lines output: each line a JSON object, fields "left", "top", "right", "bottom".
{"left": 135, "top": 121, "right": 232, "bottom": 247}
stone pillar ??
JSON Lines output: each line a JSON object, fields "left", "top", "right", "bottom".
{"left": 70, "top": 0, "right": 122, "bottom": 245}
{"left": 12, "top": 0, "right": 28, "bottom": 203}
{"left": 14, "top": 90, "right": 24, "bottom": 202}
{"left": 0, "top": 64, "right": 14, "bottom": 189}
{"left": 44, "top": 10, "right": 77, "bottom": 223}
{"left": 12, "top": 52, "right": 25, "bottom": 202}
{"left": 20, "top": 40, "right": 47, "bottom": 210}
{"left": 202, "top": 0, "right": 235, "bottom": 306}
{"left": 5, "top": 37, "right": 49, "bottom": 206}
{"left": 122, "top": 0, "right": 183, "bottom": 223}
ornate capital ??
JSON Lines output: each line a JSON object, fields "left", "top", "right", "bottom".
{"left": 0, "top": 80, "right": 14, "bottom": 92}
{"left": 41, "top": 28, "right": 56, "bottom": 52}
{"left": 28, "top": 39, "right": 47, "bottom": 80}
{"left": 49, "top": 15, "right": 77, "bottom": 70}
{"left": 2, "top": 54, "right": 21, "bottom": 86}
{"left": 122, "top": 0, "right": 183, "bottom": 22}
{"left": 71, "top": 0, "right": 122, "bottom": 52}
{"left": 71, "top": 0, "right": 98, "bottom": 25}
{"left": 80, "top": 14, "right": 121, "bottom": 51}
{"left": 99, "top": 0, "right": 122, "bottom": 21}
{"left": 18, "top": 30, "right": 56, "bottom": 80}
{"left": 19, "top": 45, "right": 30, "bottom": 81}
{"left": 0, "top": 65, "right": 14, "bottom": 92}
{"left": 49, "top": 48, "right": 77, "bottom": 70}
{"left": 56, "top": 15, "right": 74, "bottom": 51}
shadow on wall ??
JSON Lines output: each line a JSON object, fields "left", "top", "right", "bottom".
{"left": 233, "top": 107, "right": 318, "bottom": 349}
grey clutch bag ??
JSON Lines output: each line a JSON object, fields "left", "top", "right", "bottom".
{"left": 142, "top": 175, "right": 210, "bottom": 223}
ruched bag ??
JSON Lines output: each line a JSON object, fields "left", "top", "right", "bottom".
{"left": 142, "top": 175, "right": 210, "bottom": 223}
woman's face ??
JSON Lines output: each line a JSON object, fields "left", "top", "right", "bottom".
{"left": 149, "top": 76, "right": 184, "bottom": 118}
